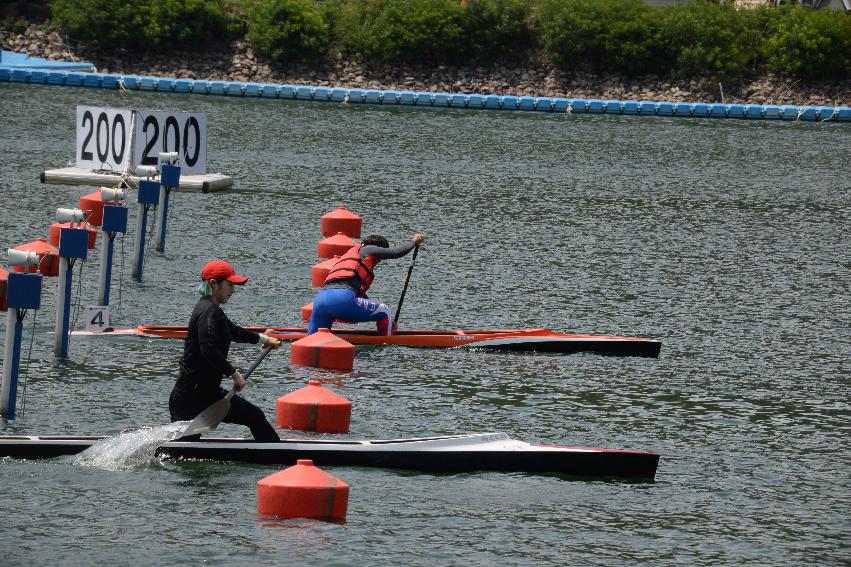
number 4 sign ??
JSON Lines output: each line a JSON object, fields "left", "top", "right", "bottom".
{"left": 84, "top": 306, "right": 111, "bottom": 333}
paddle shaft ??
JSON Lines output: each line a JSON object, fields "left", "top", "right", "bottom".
{"left": 393, "top": 244, "right": 420, "bottom": 327}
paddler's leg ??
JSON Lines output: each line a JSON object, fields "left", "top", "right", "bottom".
{"left": 353, "top": 297, "right": 393, "bottom": 336}
{"left": 169, "top": 385, "right": 220, "bottom": 441}
{"left": 308, "top": 288, "right": 348, "bottom": 334}
{"left": 224, "top": 395, "right": 280, "bottom": 442}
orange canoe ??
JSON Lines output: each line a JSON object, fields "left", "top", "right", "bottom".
{"left": 93, "top": 325, "right": 661, "bottom": 357}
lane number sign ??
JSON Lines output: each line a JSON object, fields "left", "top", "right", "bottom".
{"left": 84, "top": 306, "right": 111, "bottom": 333}
{"left": 133, "top": 110, "right": 208, "bottom": 175}
{"left": 76, "top": 106, "right": 133, "bottom": 172}
{"left": 75, "top": 106, "right": 208, "bottom": 175}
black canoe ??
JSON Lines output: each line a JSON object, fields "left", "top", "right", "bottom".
{"left": 0, "top": 432, "right": 659, "bottom": 479}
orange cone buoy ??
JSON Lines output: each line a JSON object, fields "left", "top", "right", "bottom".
{"left": 320, "top": 207, "right": 362, "bottom": 238}
{"left": 0, "top": 269, "right": 8, "bottom": 312}
{"left": 300, "top": 302, "right": 313, "bottom": 322}
{"left": 79, "top": 191, "right": 106, "bottom": 226}
{"left": 311, "top": 256, "right": 339, "bottom": 287}
{"left": 317, "top": 233, "right": 355, "bottom": 259}
{"left": 49, "top": 222, "right": 98, "bottom": 250}
{"left": 11, "top": 238, "right": 59, "bottom": 277}
{"left": 257, "top": 459, "right": 349, "bottom": 522}
{"left": 290, "top": 328, "right": 354, "bottom": 371}
{"left": 276, "top": 380, "right": 352, "bottom": 433}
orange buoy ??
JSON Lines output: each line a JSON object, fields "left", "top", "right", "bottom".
{"left": 79, "top": 191, "right": 106, "bottom": 226}
{"left": 317, "top": 233, "right": 355, "bottom": 259}
{"left": 11, "top": 238, "right": 59, "bottom": 277}
{"left": 300, "top": 302, "right": 313, "bottom": 322}
{"left": 276, "top": 380, "right": 352, "bottom": 433}
{"left": 320, "top": 207, "right": 362, "bottom": 238}
{"left": 0, "top": 269, "right": 8, "bottom": 312}
{"left": 257, "top": 459, "right": 349, "bottom": 522}
{"left": 49, "top": 222, "right": 98, "bottom": 250}
{"left": 290, "top": 328, "right": 354, "bottom": 371}
{"left": 311, "top": 256, "right": 339, "bottom": 287}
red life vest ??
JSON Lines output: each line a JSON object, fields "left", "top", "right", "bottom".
{"left": 324, "top": 245, "right": 377, "bottom": 295}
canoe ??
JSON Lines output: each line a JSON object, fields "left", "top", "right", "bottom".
{"left": 0, "top": 432, "right": 659, "bottom": 479}
{"left": 72, "top": 325, "right": 662, "bottom": 357}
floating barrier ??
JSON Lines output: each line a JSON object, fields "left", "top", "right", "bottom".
{"left": 311, "top": 256, "right": 339, "bottom": 287}
{"left": 11, "top": 239, "right": 59, "bottom": 278}
{"left": 290, "top": 328, "right": 355, "bottom": 371}
{"left": 0, "top": 269, "right": 7, "bottom": 312}
{"left": 257, "top": 459, "right": 349, "bottom": 522}
{"left": 276, "top": 380, "right": 352, "bottom": 433}
{"left": 1, "top": 53, "right": 847, "bottom": 123}
{"left": 317, "top": 233, "right": 355, "bottom": 260}
{"left": 321, "top": 207, "right": 362, "bottom": 238}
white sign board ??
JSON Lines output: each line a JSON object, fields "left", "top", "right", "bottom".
{"left": 133, "top": 110, "right": 208, "bottom": 175}
{"left": 84, "top": 306, "right": 111, "bottom": 333}
{"left": 75, "top": 106, "right": 133, "bottom": 171}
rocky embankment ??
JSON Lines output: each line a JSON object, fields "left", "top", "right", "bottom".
{"left": 3, "top": 24, "right": 849, "bottom": 107}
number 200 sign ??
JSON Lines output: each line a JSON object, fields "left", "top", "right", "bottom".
{"left": 76, "top": 106, "right": 208, "bottom": 175}
{"left": 76, "top": 106, "right": 133, "bottom": 172}
{"left": 133, "top": 110, "right": 207, "bottom": 175}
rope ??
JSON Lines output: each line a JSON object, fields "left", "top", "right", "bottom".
{"left": 18, "top": 308, "right": 37, "bottom": 418}
{"left": 68, "top": 258, "right": 85, "bottom": 349}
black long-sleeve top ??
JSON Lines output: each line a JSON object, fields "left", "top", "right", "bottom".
{"left": 175, "top": 296, "right": 260, "bottom": 393}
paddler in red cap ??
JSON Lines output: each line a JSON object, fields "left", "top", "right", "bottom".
{"left": 169, "top": 259, "right": 282, "bottom": 442}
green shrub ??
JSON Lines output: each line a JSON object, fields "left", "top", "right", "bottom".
{"left": 659, "top": 1, "right": 755, "bottom": 81}
{"left": 51, "top": 0, "right": 239, "bottom": 51}
{"left": 334, "top": 0, "right": 466, "bottom": 66}
{"left": 245, "top": 0, "right": 329, "bottom": 62}
{"left": 537, "top": 0, "right": 665, "bottom": 76}
{"left": 763, "top": 6, "right": 851, "bottom": 80}
{"left": 459, "top": 0, "right": 534, "bottom": 63}
{"left": 2, "top": 16, "right": 30, "bottom": 35}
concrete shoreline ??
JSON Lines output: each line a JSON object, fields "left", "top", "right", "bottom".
{"left": 2, "top": 24, "right": 849, "bottom": 108}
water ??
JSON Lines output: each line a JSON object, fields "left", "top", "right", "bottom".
{"left": 0, "top": 82, "right": 849, "bottom": 566}
{"left": 70, "top": 423, "right": 187, "bottom": 470}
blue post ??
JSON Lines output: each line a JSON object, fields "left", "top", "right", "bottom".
{"left": 155, "top": 188, "right": 171, "bottom": 253}
{"left": 1, "top": 271, "right": 42, "bottom": 418}
{"left": 54, "top": 227, "right": 88, "bottom": 358}
{"left": 98, "top": 203, "right": 128, "bottom": 305}
{"left": 155, "top": 163, "right": 181, "bottom": 254}
{"left": 5, "top": 314, "right": 23, "bottom": 419}
{"left": 59, "top": 260, "right": 72, "bottom": 357}
{"left": 132, "top": 181, "right": 160, "bottom": 281}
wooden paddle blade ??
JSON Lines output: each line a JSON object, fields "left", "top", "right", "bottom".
{"left": 180, "top": 397, "right": 231, "bottom": 438}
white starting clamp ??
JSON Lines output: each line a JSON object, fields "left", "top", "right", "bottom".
{"left": 135, "top": 164, "right": 158, "bottom": 179}
{"left": 100, "top": 187, "right": 126, "bottom": 202}
{"left": 7, "top": 248, "right": 39, "bottom": 271}
{"left": 56, "top": 207, "right": 87, "bottom": 225}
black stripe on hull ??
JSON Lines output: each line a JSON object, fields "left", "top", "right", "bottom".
{"left": 156, "top": 445, "right": 659, "bottom": 479}
{"left": 474, "top": 340, "right": 662, "bottom": 358}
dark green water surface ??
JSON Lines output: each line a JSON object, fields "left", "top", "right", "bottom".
{"left": 0, "top": 83, "right": 848, "bottom": 566}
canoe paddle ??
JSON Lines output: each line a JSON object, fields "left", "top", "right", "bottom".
{"left": 179, "top": 346, "right": 274, "bottom": 438}
{"left": 393, "top": 243, "right": 420, "bottom": 327}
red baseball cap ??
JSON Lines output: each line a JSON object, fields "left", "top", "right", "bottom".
{"left": 200, "top": 259, "right": 248, "bottom": 285}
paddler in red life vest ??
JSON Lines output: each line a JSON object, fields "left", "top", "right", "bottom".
{"left": 308, "top": 233, "right": 425, "bottom": 336}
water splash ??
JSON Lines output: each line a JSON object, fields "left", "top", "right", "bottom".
{"left": 71, "top": 422, "right": 189, "bottom": 470}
